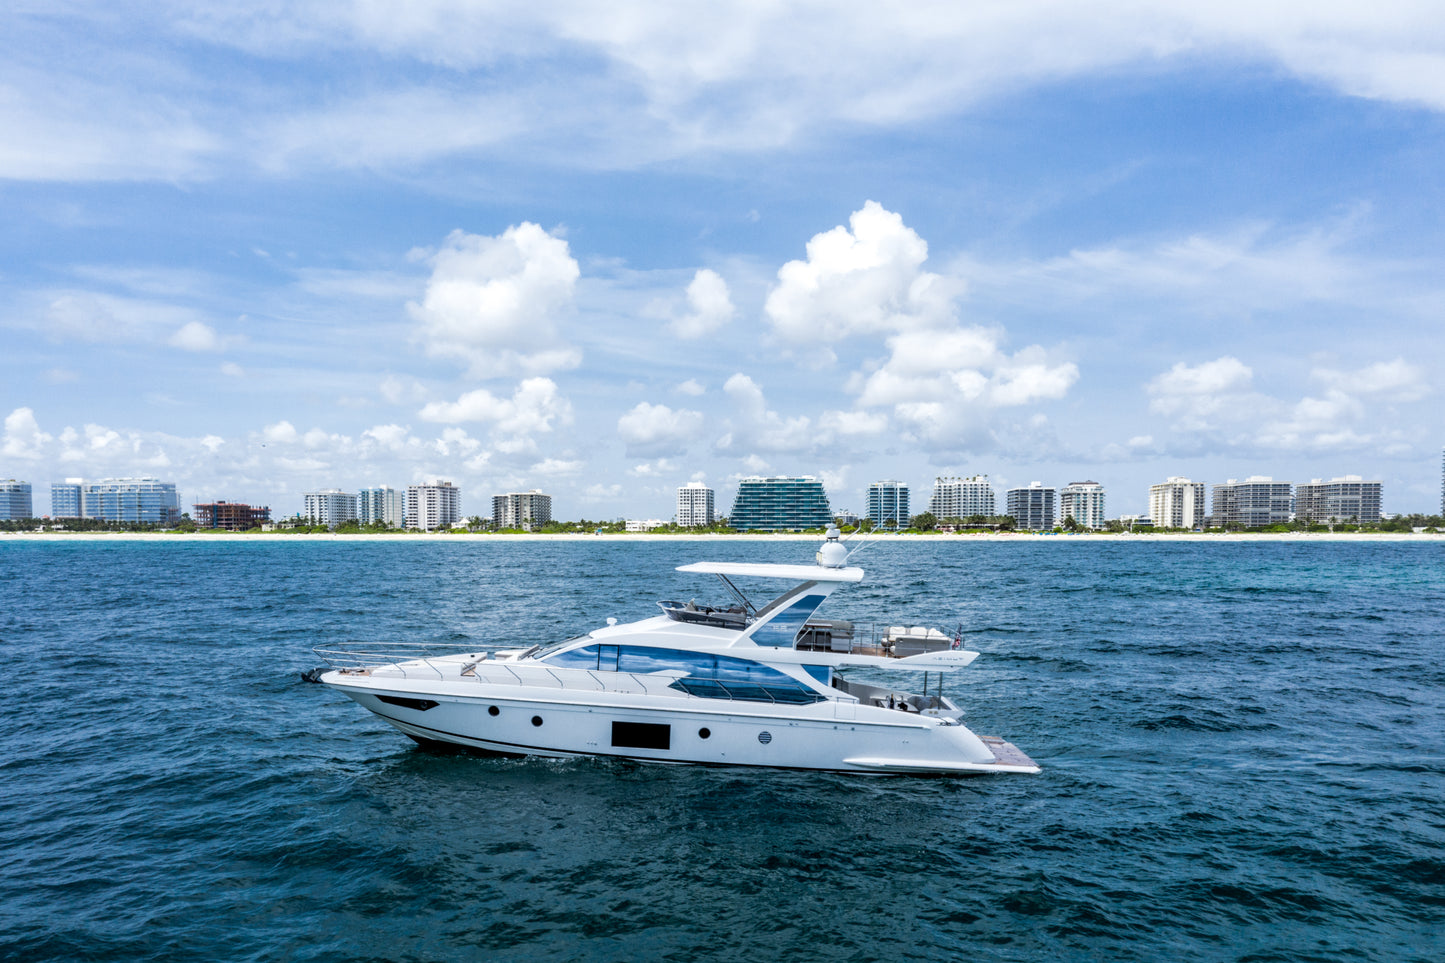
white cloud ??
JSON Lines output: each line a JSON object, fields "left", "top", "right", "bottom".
{"left": 669, "top": 269, "right": 735, "bottom": 338}
{"left": 617, "top": 402, "right": 704, "bottom": 456}
{"left": 629, "top": 458, "right": 679, "bottom": 477}
{"left": 262, "top": 420, "right": 299, "bottom": 444}
{"left": 760, "top": 202, "right": 1077, "bottom": 450}
{"left": 717, "top": 374, "right": 815, "bottom": 454}
{"left": 3, "top": 407, "right": 53, "bottom": 459}
{"left": 168, "top": 320, "right": 222, "bottom": 351}
{"left": 675, "top": 378, "right": 706, "bottom": 396}
{"left": 417, "top": 377, "right": 573, "bottom": 446}
{"left": 817, "top": 410, "right": 889, "bottom": 436}
{"left": 10, "top": 5, "right": 1445, "bottom": 183}
{"left": 407, "top": 225, "right": 582, "bottom": 377}
{"left": 532, "top": 457, "right": 584, "bottom": 476}
{"left": 1313, "top": 358, "right": 1427, "bottom": 400}
{"left": 764, "top": 201, "right": 958, "bottom": 342}
{"left": 220, "top": 362, "right": 245, "bottom": 377}
{"left": 1144, "top": 355, "right": 1421, "bottom": 455}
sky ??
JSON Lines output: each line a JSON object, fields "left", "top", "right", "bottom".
{"left": 3, "top": 1, "right": 1445, "bottom": 519}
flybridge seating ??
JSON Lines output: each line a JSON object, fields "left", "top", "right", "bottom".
{"left": 795, "top": 621, "right": 957, "bottom": 658}
{"left": 657, "top": 600, "right": 750, "bottom": 629}
{"left": 664, "top": 561, "right": 961, "bottom": 659}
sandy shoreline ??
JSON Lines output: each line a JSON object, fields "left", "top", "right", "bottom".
{"left": 3, "top": 531, "right": 1441, "bottom": 543}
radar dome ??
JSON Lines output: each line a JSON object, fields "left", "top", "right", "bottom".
{"left": 816, "top": 526, "right": 848, "bottom": 568}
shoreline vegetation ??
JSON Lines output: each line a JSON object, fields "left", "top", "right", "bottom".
{"left": 3, "top": 530, "right": 1443, "bottom": 542}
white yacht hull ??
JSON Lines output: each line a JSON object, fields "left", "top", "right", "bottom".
{"left": 323, "top": 673, "right": 1039, "bottom": 775}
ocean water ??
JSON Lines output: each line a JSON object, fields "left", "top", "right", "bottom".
{"left": 1, "top": 538, "right": 1442, "bottom": 962}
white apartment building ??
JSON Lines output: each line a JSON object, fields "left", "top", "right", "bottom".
{"left": 929, "top": 475, "right": 995, "bottom": 519}
{"left": 493, "top": 490, "right": 552, "bottom": 530}
{"left": 304, "top": 489, "right": 358, "bottom": 528}
{"left": 1294, "top": 476, "right": 1382, "bottom": 523}
{"left": 407, "top": 480, "right": 461, "bottom": 531}
{"left": 677, "top": 482, "right": 715, "bottom": 527}
{"left": 1149, "top": 477, "right": 1206, "bottom": 529}
{"left": 358, "top": 486, "right": 404, "bottom": 527}
{"left": 1006, "top": 482, "right": 1055, "bottom": 531}
{"left": 1059, "top": 481, "right": 1106, "bottom": 529}
{"left": 625, "top": 519, "right": 666, "bottom": 532}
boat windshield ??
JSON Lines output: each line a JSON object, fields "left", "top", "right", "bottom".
{"left": 531, "top": 635, "right": 590, "bottom": 660}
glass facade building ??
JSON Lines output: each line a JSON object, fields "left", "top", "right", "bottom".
{"left": 867, "top": 480, "right": 909, "bottom": 529}
{"left": 358, "top": 486, "right": 404, "bottom": 527}
{"left": 82, "top": 478, "right": 180, "bottom": 524}
{"left": 1, "top": 480, "right": 33, "bottom": 520}
{"left": 729, "top": 476, "right": 832, "bottom": 531}
{"left": 51, "top": 479, "right": 83, "bottom": 518}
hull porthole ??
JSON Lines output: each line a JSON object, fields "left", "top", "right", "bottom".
{"left": 488, "top": 705, "right": 500, "bottom": 717}
{"left": 698, "top": 727, "right": 711, "bottom": 739}
{"left": 531, "top": 715, "right": 543, "bottom": 727}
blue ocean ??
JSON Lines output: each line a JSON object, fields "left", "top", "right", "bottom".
{"left": 1, "top": 538, "right": 1441, "bottom": 961}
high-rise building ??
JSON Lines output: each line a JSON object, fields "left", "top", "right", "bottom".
{"left": 51, "top": 479, "right": 83, "bottom": 518}
{"left": 83, "top": 478, "right": 180, "bottom": 525}
{"left": 1212, "top": 477, "right": 1293, "bottom": 528}
{"left": 407, "top": 480, "right": 462, "bottom": 531}
{"left": 729, "top": 476, "right": 832, "bottom": 531}
{"left": 1059, "top": 481, "right": 1106, "bottom": 529}
{"left": 1149, "top": 477, "right": 1206, "bottom": 529}
{"left": 929, "top": 476, "right": 995, "bottom": 519}
{"left": 358, "top": 486, "right": 404, "bottom": 528}
{"left": 867, "top": 480, "right": 910, "bottom": 530}
{"left": 1, "top": 480, "right": 33, "bottom": 520}
{"left": 193, "top": 501, "right": 272, "bottom": 531}
{"left": 677, "top": 482, "right": 715, "bottom": 527}
{"left": 493, "top": 490, "right": 551, "bottom": 530}
{"left": 303, "top": 489, "right": 358, "bottom": 528}
{"left": 1005, "top": 482, "right": 1055, "bottom": 531}
{"left": 1294, "top": 476, "right": 1382, "bottom": 523}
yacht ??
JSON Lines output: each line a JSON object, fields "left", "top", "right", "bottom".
{"left": 312, "top": 531, "right": 1040, "bottom": 776}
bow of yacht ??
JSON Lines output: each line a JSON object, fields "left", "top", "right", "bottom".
{"left": 313, "top": 530, "right": 1040, "bottom": 776}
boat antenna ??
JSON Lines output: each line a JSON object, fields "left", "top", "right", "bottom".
{"left": 842, "top": 521, "right": 878, "bottom": 562}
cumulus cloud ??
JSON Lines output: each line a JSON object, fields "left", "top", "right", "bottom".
{"left": 617, "top": 402, "right": 704, "bottom": 457}
{"left": 1145, "top": 355, "right": 1421, "bottom": 454}
{"left": 3, "top": 407, "right": 53, "bottom": 459}
{"left": 668, "top": 269, "right": 735, "bottom": 338}
{"left": 532, "top": 457, "right": 584, "bottom": 475}
{"left": 716, "top": 374, "right": 815, "bottom": 454}
{"left": 417, "top": 377, "right": 573, "bottom": 451}
{"left": 1312, "top": 358, "right": 1427, "bottom": 401}
{"left": 765, "top": 201, "right": 959, "bottom": 341}
{"left": 408, "top": 225, "right": 581, "bottom": 377}
{"left": 675, "top": 378, "right": 706, "bottom": 396}
{"left": 762, "top": 202, "right": 1076, "bottom": 448}
{"left": 168, "top": 320, "right": 222, "bottom": 351}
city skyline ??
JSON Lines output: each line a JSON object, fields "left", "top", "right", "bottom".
{"left": 4, "top": 5, "right": 1445, "bottom": 517}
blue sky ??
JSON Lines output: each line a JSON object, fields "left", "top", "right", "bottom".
{"left": 4, "top": 2, "right": 1444, "bottom": 518}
